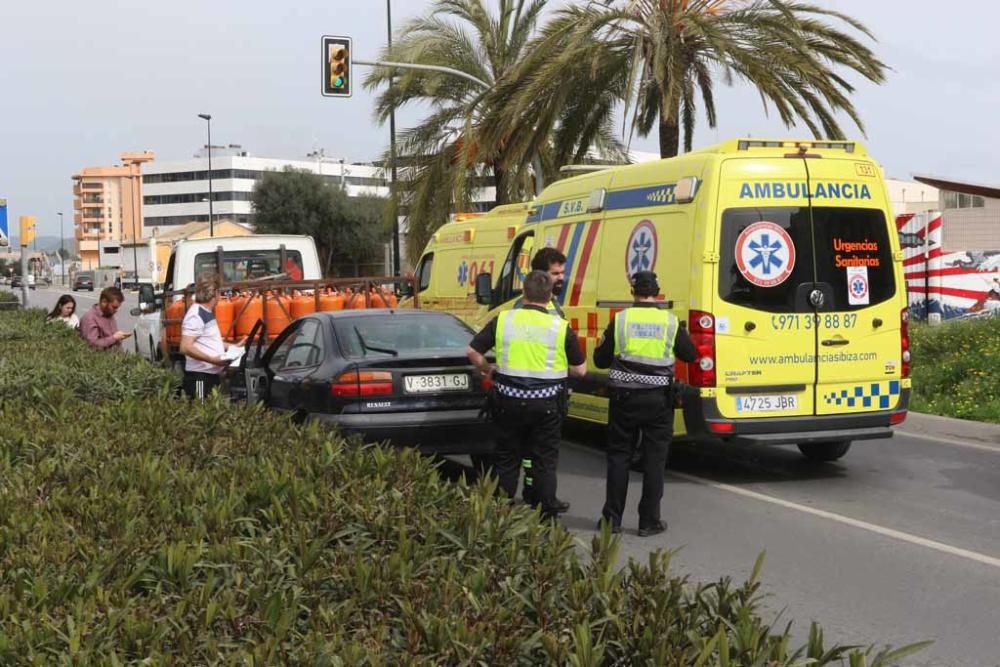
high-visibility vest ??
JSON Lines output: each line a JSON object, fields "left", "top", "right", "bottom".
{"left": 613, "top": 307, "right": 678, "bottom": 368}
{"left": 496, "top": 308, "right": 569, "bottom": 380}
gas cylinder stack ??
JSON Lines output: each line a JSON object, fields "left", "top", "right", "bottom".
{"left": 161, "top": 277, "right": 414, "bottom": 349}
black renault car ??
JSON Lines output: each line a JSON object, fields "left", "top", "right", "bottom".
{"left": 240, "top": 310, "right": 492, "bottom": 459}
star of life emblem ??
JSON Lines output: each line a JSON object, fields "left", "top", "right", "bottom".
{"left": 626, "top": 220, "right": 658, "bottom": 279}
{"left": 735, "top": 221, "right": 796, "bottom": 288}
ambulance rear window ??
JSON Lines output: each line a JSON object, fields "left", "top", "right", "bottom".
{"left": 719, "top": 207, "right": 895, "bottom": 313}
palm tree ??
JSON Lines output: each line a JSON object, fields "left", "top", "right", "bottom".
{"left": 364, "top": 0, "right": 622, "bottom": 261}
{"left": 517, "top": 0, "right": 888, "bottom": 158}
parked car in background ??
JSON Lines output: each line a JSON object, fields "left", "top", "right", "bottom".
{"left": 11, "top": 275, "right": 22, "bottom": 288}
{"left": 121, "top": 271, "right": 140, "bottom": 290}
{"left": 26, "top": 274, "right": 36, "bottom": 290}
{"left": 239, "top": 310, "right": 492, "bottom": 463}
{"left": 73, "top": 271, "right": 95, "bottom": 291}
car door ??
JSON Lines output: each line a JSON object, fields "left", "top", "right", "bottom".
{"left": 265, "top": 318, "right": 326, "bottom": 413}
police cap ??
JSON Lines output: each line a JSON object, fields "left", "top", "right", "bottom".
{"left": 630, "top": 270, "right": 659, "bottom": 296}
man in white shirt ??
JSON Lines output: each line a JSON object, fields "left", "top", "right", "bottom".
{"left": 179, "top": 274, "right": 240, "bottom": 400}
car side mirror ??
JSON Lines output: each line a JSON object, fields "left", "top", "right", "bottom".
{"left": 398, "top": 282, "right": 414, "bottom": 298}
{"left": 130, "top": 307, "right": 142, "bottom": 317}
{"left": 474, "top": 272, "right": 494, "bottom": 306}
{"left": 138, "top": 284, "right": 156, "bottom": 309}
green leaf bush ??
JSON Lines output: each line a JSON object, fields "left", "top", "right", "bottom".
{"left": 0, "top": 311, "right": 928, "bottom": 664}
{"left": 0, "top": 309, "right": 176, "bottom": 402}
{"left": 0, "top": 290, "right": 17, "bottom": 303}
{"left": 910, "top": 317, "right": 1000, "bottom": 422}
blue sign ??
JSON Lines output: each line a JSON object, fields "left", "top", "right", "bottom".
{"left": 0, "top": 199, "right": 8, "bottom": 247}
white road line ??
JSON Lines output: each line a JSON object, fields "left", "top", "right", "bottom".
{"left": 670, "top": 470, "right": 1000, "bottom": 571}
{"left": 894, "top": 429, "right": 1000, "bottom": 454}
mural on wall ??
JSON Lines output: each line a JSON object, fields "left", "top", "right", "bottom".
{"left": 898, "top": 212, "right": 1000, "bottom": 321}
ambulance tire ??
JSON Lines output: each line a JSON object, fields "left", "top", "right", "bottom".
{"left": 797, "top": 440, "right": 852, "bottom": 462}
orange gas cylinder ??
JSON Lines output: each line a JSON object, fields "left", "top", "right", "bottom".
{"left": 165, "top": 299, "right": 186, "bottom": 345}
{"left": 319, "top": 289, "right": 345, "bottom": 312}
{"left": 236, "top": 294, "right": 263, "bottom": 338}
{"left": 265, "top": 292, "right": 292, "bottom": 338}
{"left": 214, "top": 296, "right": 235, "bottom": 341}
{"left": 346, "top": 289, "right": 368, "bottom": 309}
{"left": 383, "top": 289, "right": 398, "bottom": 308}
{"left": 290, "top": 291, "right": 317, "bottom": 319}
{"left": 369, "top": 288, "right": 387, "bottom": 308}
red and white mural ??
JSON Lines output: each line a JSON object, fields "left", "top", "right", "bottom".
{"left": 898, "top": 212, "right": 1000, "bottom": 321}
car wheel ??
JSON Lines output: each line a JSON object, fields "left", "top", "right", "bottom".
{"left": 798, "top": 440, "right": 852, "bottom": 462}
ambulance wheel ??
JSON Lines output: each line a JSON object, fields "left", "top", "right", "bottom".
{"left": 798, "top": 440, "right": 852, "bottom": 462}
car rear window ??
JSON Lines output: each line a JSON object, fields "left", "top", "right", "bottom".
{"left": 335, "top": 315, "right": 473, "bottom": 358}
{"left": 194, "top": 249, "right": 303, "bottom": 282}
{"left": 719, "top": 206, "right": 895, "bottom": 313}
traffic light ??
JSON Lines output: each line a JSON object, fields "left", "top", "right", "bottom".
{"left": 322, "top": 36, "right": 352, "bottom": 97}
{"left": 19, "top": 215, "right": 36, "bottom": 248}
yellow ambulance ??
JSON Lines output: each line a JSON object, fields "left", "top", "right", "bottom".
{"left": 414, "top": 139, "right": 911, "bottom": 461}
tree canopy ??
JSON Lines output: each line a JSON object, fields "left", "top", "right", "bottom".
{"left": 251, "top": 168, "right": 389, "bottom": 277}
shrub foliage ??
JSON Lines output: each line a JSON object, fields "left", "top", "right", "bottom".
{"left": 0, "top": 311, "right": 927, "bottom": 664}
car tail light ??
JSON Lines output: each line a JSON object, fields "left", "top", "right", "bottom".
{"left": 890, "top": 411, "right": 907, "bottom": 425}
{"left": 480, "top": 375, "right": 493, "bottom": 392}
{"left": 900, "top": 308, "right": 910, "bottom": 379}
{"left": 687, "top": 310, "right": 716, "bottom": 387}
{"left": 330, "top": 370, "right": 393, "bottom": 397}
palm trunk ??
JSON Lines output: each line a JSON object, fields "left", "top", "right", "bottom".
{"left": 492, "top": 161, "right": 509, "bottom": 205}
{"left": 658, "top": 96, "right": 681, "bottom": 159}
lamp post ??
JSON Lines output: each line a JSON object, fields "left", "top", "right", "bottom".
{"left": 197, "top": 113, "right": 214, "bottom": 237}
{"left": 387, "top": 0, "right": 401, "bottom": 276}
{"left": 57, "top": 212, "right": 65, "bottom": 286}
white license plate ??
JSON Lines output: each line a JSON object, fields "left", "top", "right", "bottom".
{"left": 736, "top": 394, "right": 798, "bottom": 413}
{"left": 404, "top": 373, "right": 470, "bottom": 393}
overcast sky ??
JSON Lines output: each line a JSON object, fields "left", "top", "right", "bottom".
{"left": 2, "top": 0, "right": 997, "bottom": 237}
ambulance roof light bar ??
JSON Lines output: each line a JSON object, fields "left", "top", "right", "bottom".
{"left": 738, "top": 139, "right": 855, "bottom": 153}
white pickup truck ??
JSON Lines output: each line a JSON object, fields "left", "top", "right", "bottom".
{"left": 133, "top": 235, "right": 322, "bottom": 365}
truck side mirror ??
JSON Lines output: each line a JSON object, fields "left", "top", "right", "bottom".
{"left": 474, "top": 272, "right": 493, "bottom": 306}
{"left": 138, "top": 284, "right": 157, "bottom": 310}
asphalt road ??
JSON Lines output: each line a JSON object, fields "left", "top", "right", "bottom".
{"left": 554, "top": 423, "right": 1000, "bottom": 667}
{"left": 15, "top": 285, "right": 1000, "bottom": 664}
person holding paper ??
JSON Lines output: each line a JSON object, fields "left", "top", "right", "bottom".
{"left": 179, "top": 274, "right": 245, "bottom": 400}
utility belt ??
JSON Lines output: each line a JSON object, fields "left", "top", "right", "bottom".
{"left": 608, "top": 368, "right": 674, "bottom": 388}
{"left": 487, "top": 381, "right": 568, "bottom": 419}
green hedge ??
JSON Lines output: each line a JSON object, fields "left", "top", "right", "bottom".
{"left": 0, "top": 312, "right": 927, "bottom": 664}
{"left": 0, "top": 309, "right": 176, "bottom": 402}
{"left": 910, "top": 317, "right": 1000, "bottom": 422}
{"left": 0, "top": 290, "right": 17, "bottom": 303}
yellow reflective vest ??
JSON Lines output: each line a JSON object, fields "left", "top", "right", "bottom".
{"left": 496, "top": 308, "right": 569, "bottom": 380}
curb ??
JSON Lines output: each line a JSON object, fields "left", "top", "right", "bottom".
{"left": 896, "top": 411, "right": 1000, "bottom": 448}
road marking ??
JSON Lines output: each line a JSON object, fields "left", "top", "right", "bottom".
{"left": 670, "top": 470, "right": 1000, "bottom": 571}
{"left": 894, "top": 429, "right": 1000, "bottom": 454}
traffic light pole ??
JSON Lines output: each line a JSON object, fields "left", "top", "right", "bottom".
{"left": 354, "top": 58, "right": 547, "bottom": 196}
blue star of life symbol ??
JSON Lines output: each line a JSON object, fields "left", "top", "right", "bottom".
{"left": 851, "top": 277, "right": 866, "bottom": 296}
{"left": 630, "top": 231, "right": 653, "bottom": 273}
{"left": 457, "top": 261, "right": 469, "bottom": 285}
{"left": 748, "top": 233, "right": 784, "bottom": 275}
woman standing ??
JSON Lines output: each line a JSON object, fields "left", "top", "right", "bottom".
{"left": 46, "top": 294, "right": 79, "bottom": 329}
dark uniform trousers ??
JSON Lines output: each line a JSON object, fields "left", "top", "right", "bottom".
{"left": 492, "top": 394, "right": 562, "bottom": 518}
{"left": 603, "top": 386, "right": 673, "bottom": 528}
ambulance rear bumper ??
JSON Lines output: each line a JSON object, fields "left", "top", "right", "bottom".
{"left": 692, "top": 389, "right": 909, "bottom": 445}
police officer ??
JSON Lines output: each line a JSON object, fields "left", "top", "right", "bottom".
{"left": 514, "top": 246, "right": 570, "bottom": 512}
{"left": 593, "top": 271, "right": 697, "bottom": 536}
{"left": 467, "top": 270, "right": 587, "bottom": 520}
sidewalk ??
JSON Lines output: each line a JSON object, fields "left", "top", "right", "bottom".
{"left": 897, "top": 411, "right": 1000, "bottom": 448}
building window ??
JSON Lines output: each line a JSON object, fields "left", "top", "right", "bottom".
{"left": 143, "top": 191, "right": 254, "bottom": 205}
{"left": 81, "top": 182, "right": 103, "bottom": 190}
{"left": 942, "top": 190, "right": 985, "bottom": 210}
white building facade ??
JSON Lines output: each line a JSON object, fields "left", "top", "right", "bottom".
{"left": 141, "top": 145, "right": 390, "bottom": 235}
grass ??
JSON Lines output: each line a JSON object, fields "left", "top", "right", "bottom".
{"left": 910, "top": 316, "right": 1000, "bottom": 422}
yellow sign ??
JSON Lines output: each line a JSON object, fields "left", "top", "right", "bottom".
{"left": 19, "top": 215, "right": 36, "bottom": 247}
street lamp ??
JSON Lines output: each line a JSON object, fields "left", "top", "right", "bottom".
{"left": 197, "top": 113, "right": 214, "bottom": 237}
{"left": 57, "top": 211, "right": 65, "bottom": 286}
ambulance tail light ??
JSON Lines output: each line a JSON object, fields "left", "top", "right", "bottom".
{"left": 688, "top": 310, "right": 716, "bottom": 387}
{"left": 900, "top": 307, "right": 911, "bottom": 379}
